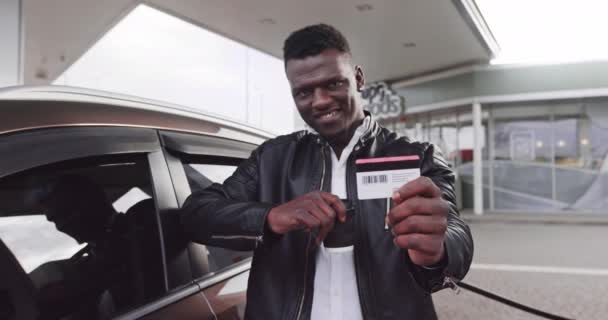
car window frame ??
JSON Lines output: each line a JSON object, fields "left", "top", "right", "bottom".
{"left": 0, "top": 126, "right": 160, "bottom": 179}
{"left": 116, "top": 131, "right": 258, "bottom": 320}
{"left": 159, "top": 131, "right": 256, "bottom": 278}
{"left": 0, "top": 125, "right": 204, "bottom": 319}
{"left": 160, "top": 130, "right": 257, "bottom": 161}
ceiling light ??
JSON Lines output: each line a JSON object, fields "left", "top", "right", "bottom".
{"left": 557, "top": 140, "right": 566, "bottom": 147}
{"left": 580, "top": 138, "right": 589, "bottom": 145}
{"left": 536, "top": 141, "right": 544, "bottom": 148}
{"left": 356, "top": 4, "right": 373, "bottom": 12}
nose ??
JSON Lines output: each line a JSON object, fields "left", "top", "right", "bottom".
{"left": 311, "top": 87, "right": 332, "bottom": 110}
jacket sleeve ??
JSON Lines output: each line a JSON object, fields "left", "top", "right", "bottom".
{"left": 179, "top": 146, "right": 274, "bottom": 251}
{"left": 411, "top": 143, "right": 474, "bottom": 293}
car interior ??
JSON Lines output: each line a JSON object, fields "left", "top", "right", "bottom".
{"left": 0, "top": 155, "right": 169, "bottom": 320}
{"left": 0, "top": 237, "right": 39, "bottom": 320}
{"left": 0, "top": 140, "right": 254, "bottom": 320}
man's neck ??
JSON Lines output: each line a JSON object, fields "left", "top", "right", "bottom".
{"left": 330, "top": 141, "right": 346, "bottom": 159}
{"left": 328, "top": 117, "right": 365, "bottom": 159}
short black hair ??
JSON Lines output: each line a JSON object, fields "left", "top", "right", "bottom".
{"left": 283, "top": 24, "right": 351, "bottom": 62}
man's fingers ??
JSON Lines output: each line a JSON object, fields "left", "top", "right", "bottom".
{"left": 312, "top": 196, "right": 337, "bottom": 222}
{"left": 393, "top": 234, "right": 443, "bottom": 255}
{"left": 304, "top": 200, "right": 335, "bottom": 243}
{"left": 319, "top": 192, "right": 347, "bottom": 222}
{"left": 313, "top": 201, "right": 337, "bottom": 244}
{"left": 387, "top": 196, "right": 448, "bottom": 226}
{"left": 293, "top": 209, "right": 320, "bottom": 230}
{"left": 392, "top": 177, "right": 441, "bottom": 204}
{"left": 391, "top": 215, "right": 447, "bottom": 235}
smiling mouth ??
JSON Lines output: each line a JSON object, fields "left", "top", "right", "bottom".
{"left": 317, "top": 110, "right": 340, "bottom": 121}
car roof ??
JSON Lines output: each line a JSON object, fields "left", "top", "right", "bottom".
{"left": 0, "top": 85, "right": 275, "bottom": 145}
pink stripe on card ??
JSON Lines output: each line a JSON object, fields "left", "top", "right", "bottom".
{"left": 355, "top": 155, "right": 420, "bottom": 164}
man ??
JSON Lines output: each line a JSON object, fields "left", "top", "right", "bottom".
{"left": 35, "top": 175, "right": 162, "bottom": 318}
{"left": 181, "top": 24, "right": 473, "bottom": 319}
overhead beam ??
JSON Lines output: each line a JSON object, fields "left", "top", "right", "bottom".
{"left": 452, "top": 0, "right": 500, "bottom": 58}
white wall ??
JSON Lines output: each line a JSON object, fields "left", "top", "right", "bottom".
{"left": 0, "top": 0, "right": 21, "bottom": 87}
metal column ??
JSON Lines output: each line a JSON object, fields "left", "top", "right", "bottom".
{"left": 550, "top": 110, "right": 557, "bottom": 207}
{"left": 488, "top": 108, "right": 495, "bottom": 211}
{"left": 473, "top": 101, "right": 484, "bottom": 215}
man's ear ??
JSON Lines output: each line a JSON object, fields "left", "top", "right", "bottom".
{"left": 355, "top": 65, "right": 365, "bottom": 92}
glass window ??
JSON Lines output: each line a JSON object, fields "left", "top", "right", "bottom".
{"left": 572, "top": 120, "right": 608, "bottom": 211}
{"left": 492, "top": 117, "right": 556, "bottom": 211}
{"left": 397, "top": 114, "right": 424, "bottom": 143}
{"left": 182, "top": 161, "right": 253, "bottom": 275}
{"left": 553, "top": 117, "right": 594, "bottom": 208}
{"left": 185, "top": 163, "right": 239, "bottom": 193}
{"left": 556, "top": 110, "right": 608, "bottom": 211}
{"left": 0, "top": 155, "right": 164, "bottom": 318}
{"left": 590, "top": 122, "right": 608, "bottom": 169}
{"left": 428, "top": 112, "right": 461, "bottom": 167}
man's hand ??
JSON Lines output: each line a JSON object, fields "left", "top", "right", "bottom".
{"left": 267, "top": 192, "right": 347, "bottom": 244}
{"left": 386, "top": 177, "right": 449, "bottom": 267}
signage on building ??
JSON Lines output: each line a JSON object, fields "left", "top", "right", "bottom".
{"left": 361, "top": 82, "right": 405, "bottom": 120}
{"left": 510, "top": 131, "right": 535, "bottom": 161}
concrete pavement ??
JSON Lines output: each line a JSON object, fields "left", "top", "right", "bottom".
{"left": 433, "top": 220, "right": 608, "bottom": 320}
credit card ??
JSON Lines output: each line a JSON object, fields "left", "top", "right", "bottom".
{"left": 355, "top": 155, "right": 421, "bottom": 200}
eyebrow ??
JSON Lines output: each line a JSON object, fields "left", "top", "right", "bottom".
{"left": 292, "top": 76, "right": 348, "bottom": 94}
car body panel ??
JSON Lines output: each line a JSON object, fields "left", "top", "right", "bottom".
{"left": 0, "top": 85, "right": 273, "bottom": 145}
{"left": 0, "top": 85, "right": 269, "bottom": 319}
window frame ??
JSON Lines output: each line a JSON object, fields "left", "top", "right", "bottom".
{"left": 159, "top": 130, "right": 256, "bottom": 206}
{"left": 0, "top": 126, "right": 160, "bottom": 179}
{"left": 0, "top": 125, "right": 201, "bottom": 319}
{"left": 118, "top": 130, "right": 259, "bottom": 319}
{"left": 160, "top": 130, "right": 256, "bottom": 278}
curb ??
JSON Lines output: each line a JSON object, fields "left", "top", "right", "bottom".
{"left": 461, "top": 213, "right": 608, "bottom": 226}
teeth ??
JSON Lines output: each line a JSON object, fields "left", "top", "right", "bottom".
{"left": 322, "top": 111, "right": 336, "bottom": 119}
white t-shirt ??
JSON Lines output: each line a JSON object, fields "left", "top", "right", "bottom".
{"left": 310, "top": 117, "right": 369, "bottom": 320}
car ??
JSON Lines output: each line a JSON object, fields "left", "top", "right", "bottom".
{"left": 0, "top": 85, "right": 274, "bottom": 320}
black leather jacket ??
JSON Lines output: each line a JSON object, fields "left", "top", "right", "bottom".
{"left": 181, "top": 117, "right": 474, "bottom": 320}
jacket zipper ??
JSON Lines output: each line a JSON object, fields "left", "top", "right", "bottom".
{"left": 443, "top": 275, "right": 461, "bottom": 294}
{"left": 347, "top": 142, "right": 372, "bottom": 318}
{"left": 295, "top": 145, "right": 326, "bottom": 320}
{"left": 210, "top": 235, "right": 263, "bottom": 241}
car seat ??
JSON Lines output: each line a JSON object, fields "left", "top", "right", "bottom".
{"left": 124, "top": 198, "right": 166, "bottom": 301}
{"left": 0, "top": 238, "right": 39, "bottom": 320}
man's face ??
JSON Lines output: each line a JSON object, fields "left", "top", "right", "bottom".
{"left": 285, "top": 49, "right": 365, "bottom": 144}
{"left": 42, "top": 194, "right": 108, "bottom": 244}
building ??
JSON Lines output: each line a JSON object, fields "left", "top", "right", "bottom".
{"left": 2, "top": 0, "right": 606, "bottom": 216}
{"left": 392, "top": 62, "right": 608, "bottom": 215}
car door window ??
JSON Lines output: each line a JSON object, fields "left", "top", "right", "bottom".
{"left": 182, "top": 162, "right": 254, "bottom": 274}
{"left": 0, "top": 154, "right": 165, "bottom": 319}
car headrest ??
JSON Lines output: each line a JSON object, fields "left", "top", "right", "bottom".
{"left": 125, "top": 198, "right": 156, "bottom": 227}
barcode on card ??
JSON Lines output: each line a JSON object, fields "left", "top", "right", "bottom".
{"left": 362, "top": 174, "right": 388, "bottom": 185}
